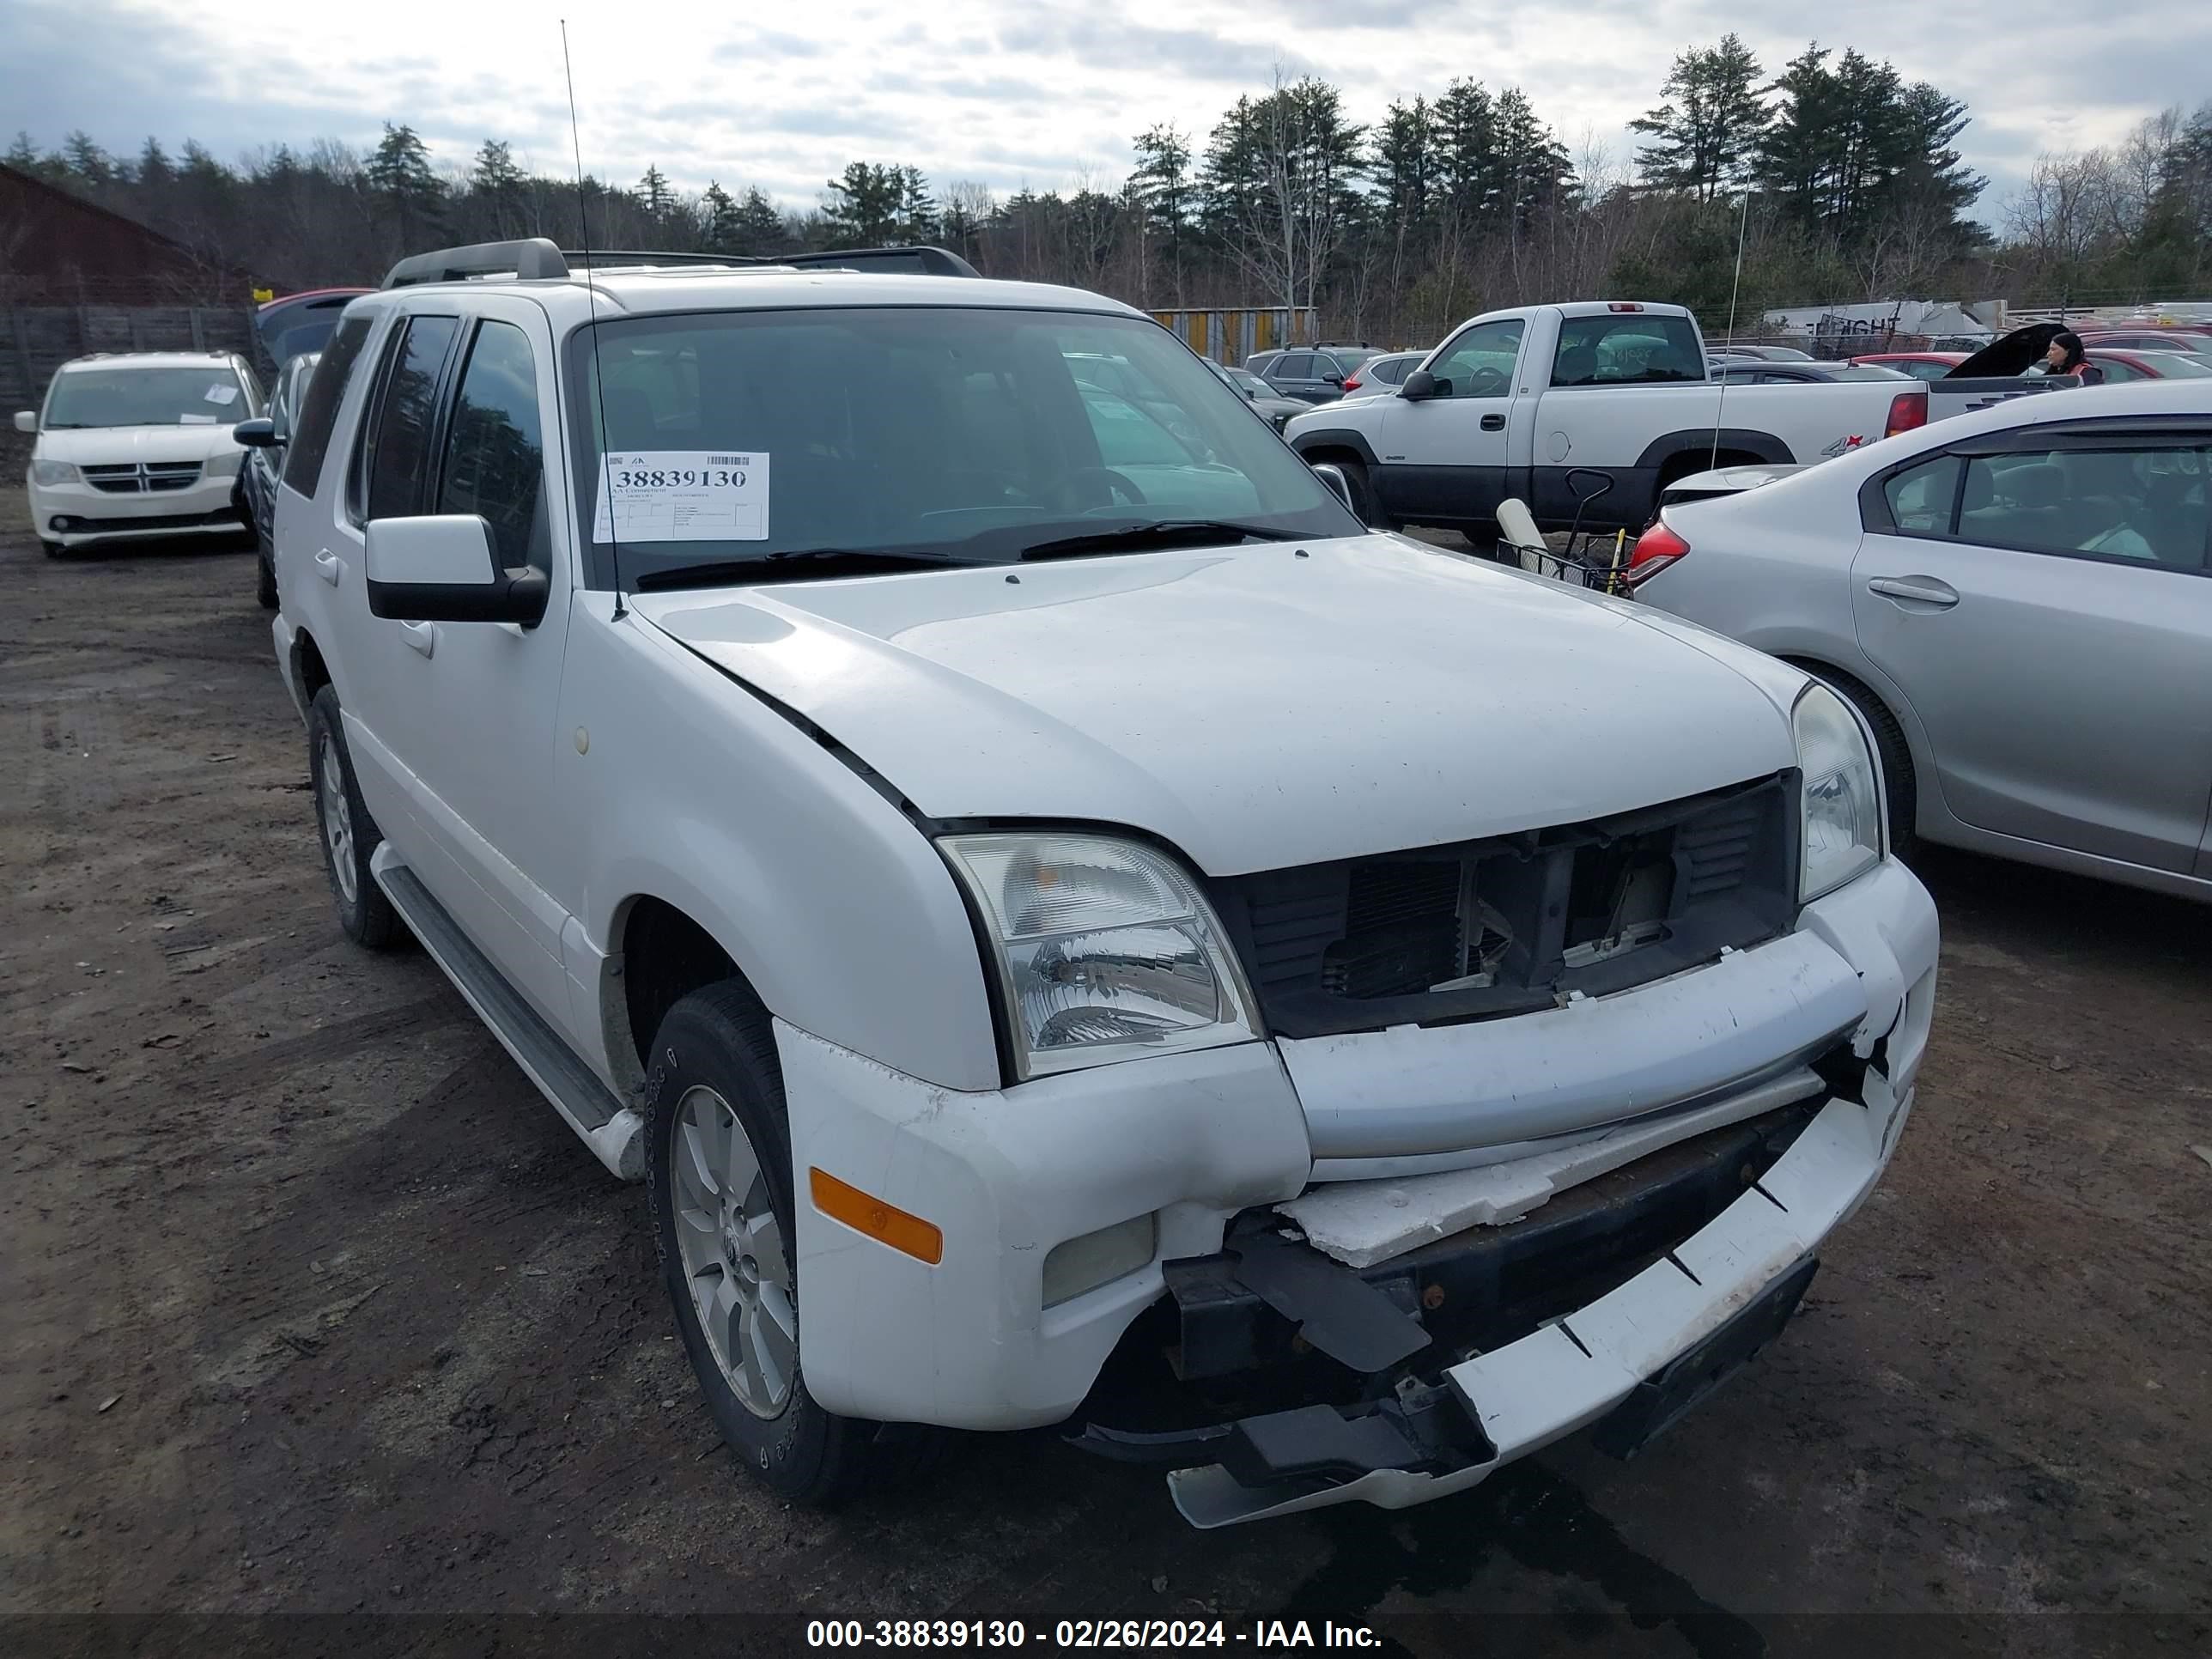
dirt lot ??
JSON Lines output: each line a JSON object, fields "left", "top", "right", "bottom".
{"left": 3, "top": 491, "right": 2207, "bottom": 1656}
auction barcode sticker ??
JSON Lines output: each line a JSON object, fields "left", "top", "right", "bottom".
{"left": 592, "top": 450, "right": 769, "bottom": 542}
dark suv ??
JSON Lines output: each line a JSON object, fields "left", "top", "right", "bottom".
{"left": 1257, "top": 346, "right": 1384, "bottom": 404}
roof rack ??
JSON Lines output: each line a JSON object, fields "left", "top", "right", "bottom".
{"left": 383, "top": 237, "right": 570, "bottom": 289}
{"left": 565, "top": 246, "right": 981, "bottom": 279}
{"left": 380, "top": 239, "right": 983, "bottom": 289}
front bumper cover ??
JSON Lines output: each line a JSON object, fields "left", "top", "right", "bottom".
{"left": 1152, "top": 1066, "right": 1913, "bottom": 1527}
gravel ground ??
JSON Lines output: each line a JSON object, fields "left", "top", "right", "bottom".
{"left": 2, "top": 491, "right": 2207, "bottom": 1657}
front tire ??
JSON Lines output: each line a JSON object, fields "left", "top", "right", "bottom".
{"left": 307, "top": 686, "right": 400, "bottom": 948}
{"left": 1337, "top": 459, "right": 1395, "bottom": 530}
{"left": 40, "top": 538, "right": 67, "bottom": 560}
{"left": 646, "top": 982, "right": 924, "bottom": 1507}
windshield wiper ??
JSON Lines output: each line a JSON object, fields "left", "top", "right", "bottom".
{"left": 631, "top": 547, "right": 987, "bottom": 592}
{"left": 1012, "top": 520, "right": 1306, "bottom": 561}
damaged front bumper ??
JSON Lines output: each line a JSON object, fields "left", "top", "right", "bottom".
{"left": 1079, "top": 1062, "right": 1914, "bottom": 1527}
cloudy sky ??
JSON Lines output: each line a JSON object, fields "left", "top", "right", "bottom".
{"left": 9, "top": 0, "right": 2205, "bottom": 225}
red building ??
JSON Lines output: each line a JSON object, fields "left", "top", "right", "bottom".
{"left": 0, "top": 162, "right": 263, "bottom": 305}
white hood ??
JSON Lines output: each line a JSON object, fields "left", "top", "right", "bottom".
{"left": 33, "top": 424, "right": 245, "bottom": 466}
{"left": 632, "top": 535, "right": 1802, "bottom": 877}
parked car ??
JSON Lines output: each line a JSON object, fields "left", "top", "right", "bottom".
{"left": 1863, "top": 347, "right": 2212, "bottom": 388}
{"left": 2081, "top": 349, "right": 2212, "bottom": 383}
{"left": 1204, "top": 358, "right": 1305, "bottom": 428}
{"left": 1850, "top": 352, "right": 1967, "bottom": 383}
{"left": 1287, "top": 301, "right": 1929, "bottom": 533}
{"left": 1705, "top": 343, "right": 1815, "bottom": 362}
{"left": 256, "top": 235, "right": 1940, "bottom": 1527}
{"left": 1259, "top": 345, "right": 1385, "bottom": 404}
{"left": 1338, "top": 350, "right": 1427, "bottom": 397}
{"left": 1632, "top": 379, "right": 2212, "bottom": 902}
{"left": 2076, "top": 329, "right": 2212, "bottom": 359}
{"left": 256, "top": 288, "right": 374, "bottom": 368}
{"left": 1711, "top": 362, "right": 1917, "bottom": 385}
{"left": 240, "top": 350, "right": 319, "bottom": 607}
{"left": 15, "top": 351, "right": 263, "bottom": 557}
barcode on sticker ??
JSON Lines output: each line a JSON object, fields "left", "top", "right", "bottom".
{"left": 708, "top": 454, "right": 752, "bottom": 465}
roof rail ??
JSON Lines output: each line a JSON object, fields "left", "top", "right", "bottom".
{"left": 563, "top": 246, "right": 982, "bottom": 279}
{"left": 381, "top": 237, "right": 571, "bottom": 289}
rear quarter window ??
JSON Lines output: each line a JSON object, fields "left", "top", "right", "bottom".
{"left": 282, "top": 313, "right": 375, "bottom": 497}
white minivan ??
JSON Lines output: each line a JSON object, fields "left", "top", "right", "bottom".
{"left": 259, "top": 240, "right": 1939, "bottom": 1528}
{"left": 19, "top": 351, "right": 262, "bottom": 556}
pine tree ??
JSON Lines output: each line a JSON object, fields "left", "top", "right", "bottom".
{"left": 730, "top": 186, "right": 787, "bottom": 256}
{"left": 823, "top": 161, "right": 907, "bottom": 246}
{"left": 700, "top": 180, "right": 739, "bottom": 244}
{"left": 1131, "top": 125, "right": 1195, "bottom": 301}
{"left": 367, "top": 123, "right": 444, "bottom": 246}
{"left": 1489, "top": 88, "right": 1571, "bottom": 231}
{"left": 4, "top": 131, "right": 38, "bottom": 172}
{"left": 62, "top": 131, "right": 115, "bottom": 187}
{"left": 636, "top": 165, "right": 674, "bottom": 219}
{"left": 1373, "top": 99, "right": 1438, "bottom": 233}
{"left": 897, "top": 167, "right": 938, "bottom": 243}
{"left": 1631, "top": 34, "right": 1769, "bottom": 202}
{"left": 137, "top": 137, "right": 173, "bottom": 189}
{"left": 1433, "top": 80, "right": 1497, "bottom": 225}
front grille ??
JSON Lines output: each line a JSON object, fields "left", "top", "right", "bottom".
{"left": 57, "top": 507, "right": 241, "bottom": 533}
{"left": 78, "top": 462, "right": 204, "bottom": 494}
{"left": 1213, "top": 774, "right": 1798, "bottom": 1039}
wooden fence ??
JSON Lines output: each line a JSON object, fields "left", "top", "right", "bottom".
{"left": 3, "top": 305, "right": 265, "bottom": 414}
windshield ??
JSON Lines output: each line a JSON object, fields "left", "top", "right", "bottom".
{"left": 565, "top": 307, "right": 1359, "bottom": 586}
{"left": 44, "top": 366, "right": 249, "bottom": 428}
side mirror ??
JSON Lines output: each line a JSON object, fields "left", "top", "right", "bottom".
{"left": 13, "top": 410, "right": 35, "bottom": 434}
{"left": 1401, "top": 371, "right": 1438, "bottom": 401}
{"left": 1323, "top": 371, "right": 1344, "bottom": 386}
{"left": 1310, "top": 462, "right": 1354, "bottom": 512}
{"left": 232, "top": 417, "right": 279, "bottom": 448}
{"left": 365, "top": 514, "right": 548, "bottom": 626}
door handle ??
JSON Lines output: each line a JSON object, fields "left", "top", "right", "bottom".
{"left": 1867, "top": 575, "right": 1960, "bottom": 610}
{"left": 399, "top": 621, "right": 437, "bottom": 659}
{"left": 314, "top": 549, "right": 342, "bottom": 586}
{"left": 1480, "top": 413, "right": 1506, "bottom": 431}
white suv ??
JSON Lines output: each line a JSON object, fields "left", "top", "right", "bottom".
{"left": 17, "top": 351, "right": 262, "bottom": 556}
{"left": 262, "top": 239, "right": 1939, "bottom": 1528}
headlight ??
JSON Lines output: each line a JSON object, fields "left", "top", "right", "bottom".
{"left": 939, "top": 832, "right": 1259, "bottom": 1079}
{"left": 1794, "top": 683, "right": 1883, "bottom": 900}
{"left": 204, "top": 450, "right": 244, "bottom": 479}
{"left": 30, "top": 459, "right": 80, "bottom": 485}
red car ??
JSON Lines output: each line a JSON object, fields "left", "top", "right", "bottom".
{"left": 2080, "top": 348, "right": 2212, "bottom": 382}
{"left": 1852, "top": 348, "right": 2210, "bottom": 385}
{"left": 2075, "top": 329, "right": 2212, "bottom": 358}
{"left": 1850, "top": 351, "right": 1966, "bottom": 382}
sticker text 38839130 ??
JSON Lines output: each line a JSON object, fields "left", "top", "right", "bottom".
{"left": 592, "top": 451, "right": 770, "bottom": 542}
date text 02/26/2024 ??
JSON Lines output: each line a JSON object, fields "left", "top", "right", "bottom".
{"left": 805, "top": 1620, "right": 1382, "bottom": 1650}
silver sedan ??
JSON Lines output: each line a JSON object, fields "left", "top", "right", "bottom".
{"left": 1632, "top": 380, "right": 2212, "bottom": 901}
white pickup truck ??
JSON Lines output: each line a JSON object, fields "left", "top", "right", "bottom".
{"left": 1286, "top": 301, "right": 1929, "bottom": 535}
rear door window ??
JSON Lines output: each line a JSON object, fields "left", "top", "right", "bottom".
{"left": 356, "top": 314, "right": 460, "bottom": 522}
{"left": 435, "top": 320, "right": 548, "bottom": 572}
{"left": 1960, "top": 445, "right": 2209, "bottom": 570}
{"left": 282, "top": 313, "right": 374, "bottom": 497}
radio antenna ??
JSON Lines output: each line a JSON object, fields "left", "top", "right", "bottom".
{"left": 1708, "top": 187, "right": 1752, "bottom": 473}
{"left": 563, "top": 19, "right": 626, "bottom": 621}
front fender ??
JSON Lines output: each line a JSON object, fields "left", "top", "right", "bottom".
{"left": 1288, "top": 426, "right": 1384, "bottom": 467}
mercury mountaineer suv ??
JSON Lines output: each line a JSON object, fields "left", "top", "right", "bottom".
{"left": 249, "top": 238, "right": 1939, "bottom": 1527}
